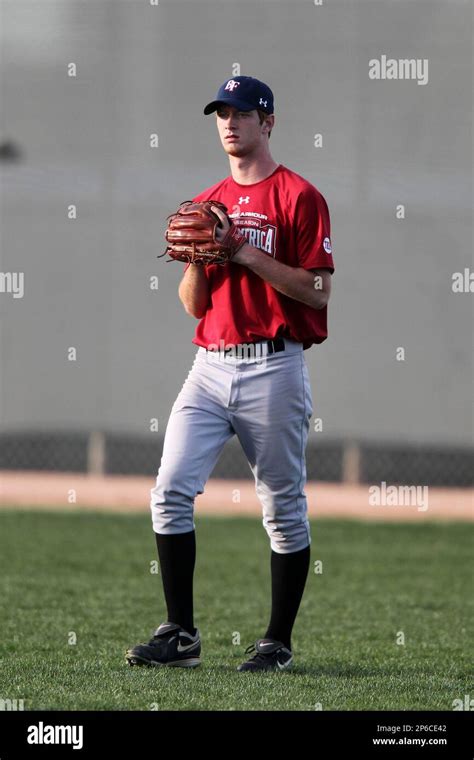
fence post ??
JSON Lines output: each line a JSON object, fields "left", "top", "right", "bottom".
{"left": 342, "top": 440, "right": 361, "bottom": 484}
{"left": 87, "top": 431, "right": 105, "bottom": 476}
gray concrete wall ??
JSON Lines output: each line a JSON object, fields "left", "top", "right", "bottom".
{"left": 0, "top": 0, "right": 472, "bottom": 445}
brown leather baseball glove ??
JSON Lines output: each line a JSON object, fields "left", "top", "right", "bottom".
{"left": 158, "top": 200, "right": 247, "bottom": 265}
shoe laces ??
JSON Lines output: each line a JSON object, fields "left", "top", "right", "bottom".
{"left": 243, "top": 642, "right": 272, "bottom": 663}
{"left": 150, "top": 632, "right": 177, "bottom": 645}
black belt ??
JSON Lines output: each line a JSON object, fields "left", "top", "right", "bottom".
{"left": 261, "top": 337, "right": 285, "bottom": 354}
{"left": 207, "top": 337, "right": 286, "bottom": 355}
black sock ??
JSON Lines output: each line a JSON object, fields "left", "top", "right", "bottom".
{"left": 264, "top": 544, "right": 311, "bottom": 651}
{"left": 154, "top": 530, "right": 196, "bottom": 637}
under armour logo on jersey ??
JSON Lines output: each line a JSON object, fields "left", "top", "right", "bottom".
{"left": 259, "top": 98, "right": 268, "bottom": 107}
{"left": 225, "top": 79, "right": 241, "bottom": 92}
{"left": 323, "top": 237, "right": 332, "bottom": 254}
{"left": 239, "top": 196, "right": 250, "bottom": 205}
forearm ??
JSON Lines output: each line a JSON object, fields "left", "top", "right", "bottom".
{"left": 178, "top": 264, "right": 210, "bottom": 318}
{"left": 234, "top": 244, "right": 327, "bottom": 309}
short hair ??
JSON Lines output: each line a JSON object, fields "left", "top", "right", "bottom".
{"left": 257, "top": 109, "right": 272, "bottom": 140}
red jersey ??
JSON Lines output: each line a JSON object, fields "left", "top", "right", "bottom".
{"left": 184, "top": 163, "right": 335, "bottom": 350}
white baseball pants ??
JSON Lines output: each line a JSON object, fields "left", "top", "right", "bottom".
{"left": 150, "top": 338, "right": 313, "bottom": 553}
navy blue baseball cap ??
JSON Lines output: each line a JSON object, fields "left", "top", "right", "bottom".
{"left": 203, "top": 76, "right": 274, "bottom": 115}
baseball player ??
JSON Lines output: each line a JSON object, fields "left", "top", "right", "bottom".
{"left": 126, "top": 75, "right": 334, "bottom": 672}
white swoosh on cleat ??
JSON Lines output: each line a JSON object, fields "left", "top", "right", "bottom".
{"left": 177, "top": 641, "right": 199, "bottom": 653}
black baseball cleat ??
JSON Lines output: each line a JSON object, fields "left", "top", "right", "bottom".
{"left": 237, "top": 638, "right": 293, "bottom": 672}
{"left": 125, "top": 622, "right": 201, "bottom": 668}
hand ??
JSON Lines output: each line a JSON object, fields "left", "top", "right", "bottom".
{"left": 210, "top": 205, "right": 231, "bottom": 243}
{"left": 210, "top": 204, "right": 249, "bottom": 264}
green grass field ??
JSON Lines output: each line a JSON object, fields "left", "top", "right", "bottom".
{"left": 0, "top": 510, "right": 472, "bottom": 711}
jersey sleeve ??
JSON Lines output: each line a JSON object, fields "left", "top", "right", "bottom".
{"left": 294, "top": 186, "right": 335, "bottom": 273}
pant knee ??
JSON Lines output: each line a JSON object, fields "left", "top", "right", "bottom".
{"left": 263, "top": 514, "right": 311, "bottom": 554}
{"left": 150, "top": 470, "right": 195, "bottom": 534}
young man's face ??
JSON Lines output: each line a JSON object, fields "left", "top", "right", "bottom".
{"left": 215, "top": 104, "right": 271, "bottom": 157}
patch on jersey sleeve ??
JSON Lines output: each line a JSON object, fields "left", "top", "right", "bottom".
{"left": 323, "top": 237, "right": 332, "bottom": 254}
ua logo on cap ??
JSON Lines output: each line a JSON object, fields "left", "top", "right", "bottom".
{"left": 259, "top": 98, "right": 267, "bottom": 107}
{"left": 225, "top": 79, "right": 241, "bottom": 92}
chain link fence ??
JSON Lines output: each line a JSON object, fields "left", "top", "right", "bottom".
{"left": 0, "top": 432, "right": 472, "bottom": 487}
